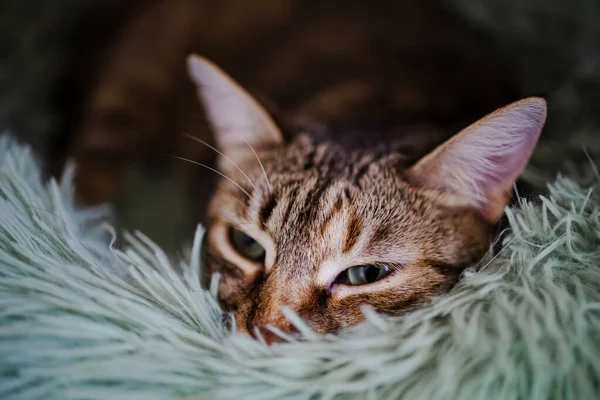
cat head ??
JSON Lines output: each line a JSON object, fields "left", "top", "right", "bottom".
{"left": 187, "top": 54, "right": 547, "bottom": 343}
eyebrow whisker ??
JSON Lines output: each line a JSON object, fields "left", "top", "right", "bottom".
{"left": 245, "top": 140, "right": 272, "bottom": 193}
{"left": 170, "top": 155, "right": 251, "bottom": 199}
{"left": 184, "top": 133, "right": 258, "bottom": 193}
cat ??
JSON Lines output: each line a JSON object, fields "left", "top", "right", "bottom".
{"left": 56, "top": 0, "right": 544, "bottom": 342}
{"left": 188, "top": 55, "right": 547, "bottom": 343}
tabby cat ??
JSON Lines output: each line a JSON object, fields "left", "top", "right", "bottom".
{"left": 188, "top": 55, "right": 546, "bottom": 343}
{"left": 60, "top": 0, "right": 546, "bottom": 343}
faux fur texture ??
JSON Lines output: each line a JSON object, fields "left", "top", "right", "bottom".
{"left": 1, "top": 134, "right": 599, "bottom": 399}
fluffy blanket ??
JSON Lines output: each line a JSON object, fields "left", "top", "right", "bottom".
{"left": 1, "top": 134, "right": 599, "bottom": 400}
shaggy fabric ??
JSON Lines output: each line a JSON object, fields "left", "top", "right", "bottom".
{"left": 1, "top": 134, "right": 599, "bottom": 400}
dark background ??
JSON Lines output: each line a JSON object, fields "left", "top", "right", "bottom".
{"left": 0, "top": 0, "right": 598, "bottom": 251}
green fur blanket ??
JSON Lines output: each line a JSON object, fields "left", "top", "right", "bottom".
{"left": 1, "top": 134, "right": 599, "bottom": 400}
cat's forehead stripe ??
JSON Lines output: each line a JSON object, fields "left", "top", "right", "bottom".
{"left": 342, "top": 213, "right": 363, "bottom": 254}
{"left": 367, "top": 224, "right": 395, "bottom": 250}
{"left": 258, "top": 191, "right": 278, "bottom": 227}
{"left": 319, "top": 193, "right": 345, "bottom": 236}
{"left": 280, "top": 187, "right": 299, "bottom": 228}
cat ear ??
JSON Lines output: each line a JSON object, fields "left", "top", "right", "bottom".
{"left": 187, "top": 54, "right": 283, "bottom": 161}
{"left": 408, "top": 97, "right": 547, "bottom": 222}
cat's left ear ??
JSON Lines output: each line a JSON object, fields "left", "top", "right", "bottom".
{"left": 187, "top": 54, "right": 283, "bottom": 164}
{"left": 408, "top": 97, "right": 547, "bottom": 223}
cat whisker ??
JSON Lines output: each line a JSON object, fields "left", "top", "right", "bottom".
{"left": 170, "top": 155, "right": 251, "bottom": 199}
{"left": 245, "top": 140, "right": 272, "bottom": 193}
{"left": 183, "top": 133, "right": 258, "bottom": 193}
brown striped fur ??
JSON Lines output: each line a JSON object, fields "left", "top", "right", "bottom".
{"left": 202, "top": 133, "right": 492, "bottom": 339}
{"left": 192, "top": 57, "right": 546, "bottom": 342}
{"left": 58, "top": 0, "right": 548, "bottom": 342}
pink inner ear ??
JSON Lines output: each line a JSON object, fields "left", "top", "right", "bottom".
{"left": 472, "top": 148, "right": 535, "bottom": 222}
{"left": 410, "top": 97, "right": 547, "bottom": 221}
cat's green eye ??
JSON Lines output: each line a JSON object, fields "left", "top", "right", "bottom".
{"left": 338, "top": 264, "right": 391, "bottom": 286}
{"left": 229, "top": 228, "right": 266, "bottom": 263}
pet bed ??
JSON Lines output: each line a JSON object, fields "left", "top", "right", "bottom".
{"left": 1, "top": 134, "right": 599, "bottom": 399}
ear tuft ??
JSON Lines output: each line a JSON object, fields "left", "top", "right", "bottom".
{"left": 408, "top": 97, "right": 547, "bottom": 222}
{"left": 187, "top": 54, "right": 282, "bottom": 160}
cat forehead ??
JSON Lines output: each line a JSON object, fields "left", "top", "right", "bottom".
{"left": 250, "top": 135, "right": 406, "bottom": 184}
{"left": 242, "top": 166, "right": 432, "bottom": 254}
{"left": 214, "top": 133, "right": 487, "bottom": 264}
{"left": 210, "top": 144, "right": 489, "bottom": 289}
{"left": 227, "top": 136, "right": 427, "bottom": 232}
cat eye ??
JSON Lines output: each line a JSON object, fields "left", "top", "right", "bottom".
{"left": 336, "top": 264, "right": 391, "bottom": 286}
{"left": 229, "top": 228, "right": 266, "bottom": 263}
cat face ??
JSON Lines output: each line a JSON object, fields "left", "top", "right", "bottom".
{"left": 188, "top": 55, "right": 547, "bottom": 342}
{"left": 201, "top": 134, "right": 492, "bottom": 338}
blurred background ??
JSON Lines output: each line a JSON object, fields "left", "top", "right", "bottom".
{"left": 0, "top": 0, "right": 599, "bottom": 252}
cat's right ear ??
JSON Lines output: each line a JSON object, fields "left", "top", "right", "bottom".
{"left": 187, "top": 54, "right": 283, "bottom": 163}
{"left": 407, "top": 97, "right": 547, "bottom": 223}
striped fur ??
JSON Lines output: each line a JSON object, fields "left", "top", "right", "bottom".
{"left": 202, "top": 133, "right": 494, "bottom": 338}
{"left": 189, "top": 58, "right": 546, "bottom": 343}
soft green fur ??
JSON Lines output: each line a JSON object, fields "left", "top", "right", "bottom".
{"left": 1, "top": 134, "right": 599, "bottom": 400}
